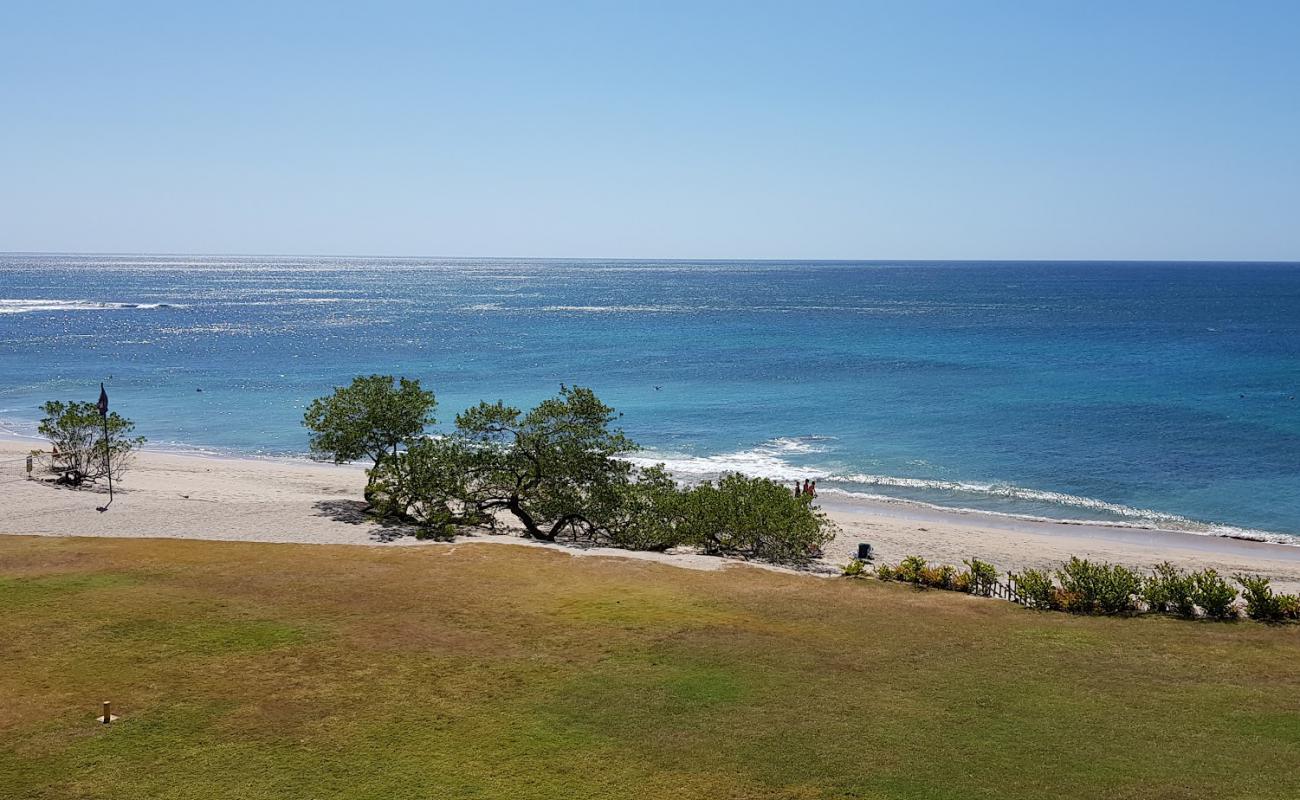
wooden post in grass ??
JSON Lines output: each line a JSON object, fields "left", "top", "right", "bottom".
{"left": 102, "top": 701, "right": 111, "bottom": 724}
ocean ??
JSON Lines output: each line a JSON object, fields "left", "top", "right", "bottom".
{"left": 2, "top": 255, "right": 1298, "bottom": 541}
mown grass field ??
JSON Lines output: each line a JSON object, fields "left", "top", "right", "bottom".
{"left": 2, "top": 535, "right": 1299, "bottom": 800}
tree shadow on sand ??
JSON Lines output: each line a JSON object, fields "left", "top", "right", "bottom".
{"left": 311, "top": 499, "right": 420, "bottom": 543}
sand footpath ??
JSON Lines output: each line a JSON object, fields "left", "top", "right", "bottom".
{"left": 3, "top": 439, "right": 1299, "bottom": 591}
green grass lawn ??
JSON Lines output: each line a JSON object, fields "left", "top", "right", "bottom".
{"left": 2, "top": 535, "right": 1299, "bottom": 800}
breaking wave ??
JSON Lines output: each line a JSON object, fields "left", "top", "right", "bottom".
{"left": 628, "top": 437, "right": 1293, "bottom": 545}
{"left": 0, "top": 299, "right": 184, "bottom": 314}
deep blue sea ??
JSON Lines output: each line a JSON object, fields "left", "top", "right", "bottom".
{"left": 3, "top": 255, "right": 1299, "bottom": 541}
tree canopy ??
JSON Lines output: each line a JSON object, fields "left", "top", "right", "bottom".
{"left": 302, "top": 375, "right": 436, "bottom": 500}
{"left": 38, "top": 400, "right": 145, "bottom": 486}
{"left": 359, "top": 382, "right": 837, "bottom": 564}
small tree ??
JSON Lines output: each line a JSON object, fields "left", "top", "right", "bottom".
{"left": 38, "top": 400, "right": 145, "bottom": 486}
{"left": 303, "top": 375, "right": 436, "bottom": 504}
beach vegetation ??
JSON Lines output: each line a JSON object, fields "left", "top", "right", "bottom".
{"left": 302, "top": 374, "right": 436, "bottom": 504}
{"left": 358, "top": 384, "right": 835, "bottom": 564}
{"left": 396, "top": 385, "right": 636, "bottom": 541}
{"left": 1141, "top": 561, "right": 1197, "bottom": 617}
{"left": 1191, "top": 569, "right": 1238, "bottom": 619}
{"left": 842, "top": 558, "right": 867, "bottom": 577}
{"left": 1011, "top": 568, "right": 1059, "bottom": 610}
{"left": 897, "top": 555, "right": 928, "bottom": 583}
{"left": 1235, "top": 574, "right": 1285, "bottom": 622}
{"left": 37, "top": 399, "right": 145, "bottom": 486}
{"left": 675, "top": 472, "right": 834, "bottom": 564}
{"left": 1055, "top": 557, "right": 1142, "bottom": 614}
{"left": 964, "top": 557, "right": 998, "bottom": 597}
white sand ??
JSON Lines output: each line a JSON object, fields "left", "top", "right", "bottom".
{"left": 3, "top": 439, "right": 1300, "bottom": 590}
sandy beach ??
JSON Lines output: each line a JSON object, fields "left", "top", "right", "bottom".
{"left": 4, "top": 438, "right": 1300, "bottom": 591}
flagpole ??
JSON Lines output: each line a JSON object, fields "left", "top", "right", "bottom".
{"left": 98, "top": 382, "right": 113, "bottom": 512}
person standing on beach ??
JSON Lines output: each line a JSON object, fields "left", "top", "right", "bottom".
{"left": 793, "top": 480, "right": 802, "bottom": 498}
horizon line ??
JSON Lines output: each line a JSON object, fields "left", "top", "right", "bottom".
{"left": 3, "top": 250, "right": 1300, "bottom": 265}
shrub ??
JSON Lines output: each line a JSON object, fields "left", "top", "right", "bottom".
{"left": 963, "top": 558, "right": 998, "bottom": 597}
{"left": 1143, "top": 562, "right": 1196, "bottom": 617}
{"left": 1191, "top": 569, "right": 1237, "bottom": 620}
{"left": 1056, "top": 557, "right": 1142, "bottom": 614}
{"left": 1236, "top": 574, "right": 1284, "bottom": 622}
{"left": 678, "top": 473, "right": 837, "bottom": 564}
{"left": 875, "top": 563, "right": 897, "bottom": 581}
{"left": 1012, "top": 568, "right": 1059, "bottom": 610}
{"left": 1277, "top": 594, "right": 1300, "bottom": 621}
{"left": 38, "top": 400, "right": 146, "bottom": 486}
{"left": 919, "top": 565, "right": 955, "bottom": 589}
{"left": 897, "top": 556, "right": 928, "bottom": 584}
{"left": 842, "top": 558, "right": 867, "bottom": 578}
{"left": 952, "top": 572, "right": 972, "bottom": 593}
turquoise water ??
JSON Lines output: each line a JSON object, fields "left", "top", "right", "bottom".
{"left": 2, "top": 255, "right": 1298, "bottom": 540}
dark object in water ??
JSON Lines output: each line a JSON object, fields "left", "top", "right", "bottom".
{"left": 856, "top": 543, "right": 874, "bottom": 561}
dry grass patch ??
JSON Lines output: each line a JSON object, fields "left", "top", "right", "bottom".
{"left": 2, "top": 535, "right": 1299, "bottom": 799}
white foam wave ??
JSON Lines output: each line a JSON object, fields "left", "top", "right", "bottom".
{"left": 628, "top": 437, "right": 835, "bottom": 481}
{"left": 629, "top": 439, "right": 1295, "bottom": 545}
{"left": 816, "top": 487, "right": 1291, "bottom": 544}
{"left": 0, "top": 299, "right": 184, "bottom": 314}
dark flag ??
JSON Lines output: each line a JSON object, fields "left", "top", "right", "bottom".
{"left": 97, "top": 383, "right": 109, "bottom": 418}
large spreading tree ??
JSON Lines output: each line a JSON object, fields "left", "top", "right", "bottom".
{"left": 329, "top": 379, "right": 836, "bottom": 563}
{"left": 302, "top": 375, "right": 436, "bottom": 503}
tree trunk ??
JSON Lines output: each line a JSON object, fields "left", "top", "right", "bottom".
{"left": 507, "top": 497, "right": 553, "bottom": 541}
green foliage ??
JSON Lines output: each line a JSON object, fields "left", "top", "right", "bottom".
{"left": 842, "top": 558, "right": 867, "bottom": 577}
{"left": 875, "top": 563, "right": 897, "bottom": 581}
{"left": 676, "top": 473, "right": 836, "bottom": 565}
{"left": 303, "top": 375, "right": 436, "bottom": 501}
{"left": 598, "top": 464, "right": 689, "bottom": 552}
{"left": 1142, "top": 562, "right": 1197, "bottom": 617}
{"left": 897, "top": 555, "right": 928, "bottom": 584}
{"left": 1235, "top": 574, "right": 1284, "bottom": 622}
{"left": 963, "top": 558, "right": 998, "bottom": 597}
{"left": 1055, "top": 557, "right": 1142, "bottom": 615}
{"left": 37, "top": 400, "right": 145, "bottom": 486}
{"left": 364, "top": 385, "right": 834, "bottom": 562}
{"left": 1191, "top": 569, "right": 1237, "bottom": 620}
{"left": 1012, "top": 568, "right": 1059, "bottom": 610}
{"left": 368, "top": 385, "right": 635, "bottom": 540}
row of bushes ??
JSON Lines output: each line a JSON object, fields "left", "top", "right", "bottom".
{"left": 845, "top": 555, "right": 998, "bottom": 597}
{"left": 847, "top": 554, "right": 1300, "bottom": 623}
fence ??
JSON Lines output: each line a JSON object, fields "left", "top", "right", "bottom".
{"left": 989, "top": 572, "right": 1025, "bottom": 605}
{"left": 0, "top": 450, "right": 48, "bottom": 486}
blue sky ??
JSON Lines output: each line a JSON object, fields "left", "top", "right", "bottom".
{"left": 2, "top": 1, "right": 1297, "bottom": 260}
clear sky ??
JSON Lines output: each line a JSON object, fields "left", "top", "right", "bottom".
{"left": 2, "top": 1, "right": 1297, "bottom": 260}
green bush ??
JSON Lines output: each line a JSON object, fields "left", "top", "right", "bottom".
{"left": 1236, "top": 574, "right": 1284, "bottom": 622}
{"left": 963, "top": 558, "right": 998, "bottom": 597}
{"left": 897, "top": 555, "right": 928, "bottom": 584}
{"left": 38, "top": 400, "right": 146, "bottom": 486}
{"left": 842, "top": 558, "right": 867, "bottom": 578}
{"left": 1056, "top": 557, "right": 1142, "bottom": 615}
{"left": 1012, "top": 568, "right": 1059, "bottom": 610}
{"left": 677, "top": 473, "right": 837, "bottom": 565}
{"left": 1191, "top": 569, "right": 1238, "bottom": 620}
{"left": 875, "top": 563, "right": 897, "bottom": 581}
{"left": 1142, "top": 562, "right": 1196, "bottom": 617}
{"left": 1277, "top": 594, "right": 1300, "bottom": 621}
